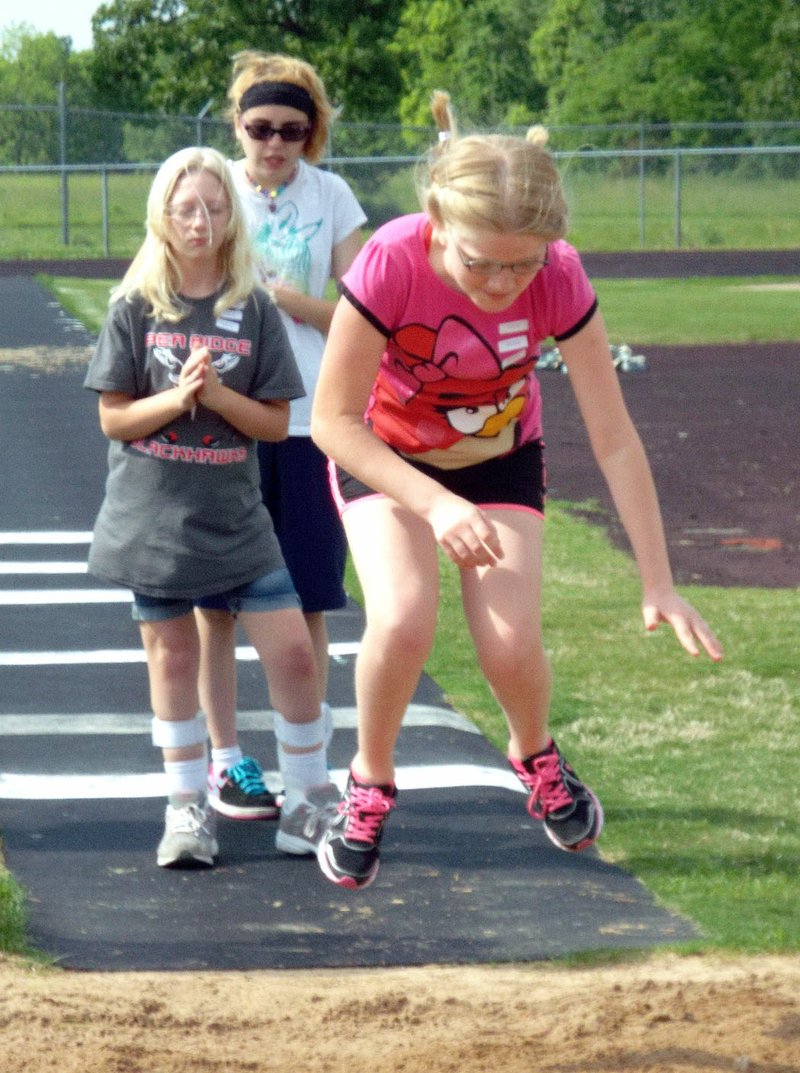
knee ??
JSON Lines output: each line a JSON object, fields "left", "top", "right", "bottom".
{"left": 480, "top": 637, "right": 548, "bottom": 685}
{"left": 148, "top": 635, "right": 198, "bottom": 681}
{"left": 277, "top": 635, "right": 318, "bottom": 683}
{"left": 369, "top": 613, "right": 435, "bottom": 666}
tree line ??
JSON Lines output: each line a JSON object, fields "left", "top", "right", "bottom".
{"left": 2, "top": 0, "right": 798, "bottom": 137}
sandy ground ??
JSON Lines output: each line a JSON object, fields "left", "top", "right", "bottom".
{"left": 1, "top": 952, "right": 798, "bottom": 1072}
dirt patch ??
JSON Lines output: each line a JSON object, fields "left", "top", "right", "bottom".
{"left": 728, "top": 282, "right": 800, "bottom": 291}
{"left": 539, "top": 342, "right": 799, "bottom": 590}
{"left": 1, "top": 952, "right": 797, "bottom": 1072}
{"left": 0, "top": 345, "right": 92, "bottom": 372}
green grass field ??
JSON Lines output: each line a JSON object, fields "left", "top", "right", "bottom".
{"left": 0, "top": 273, "right": 797, "bottom": 962}
{"left": 1, "top": 167, "right": 799, "bottom": 258}
{"left": 45, "top": 272, "right": 800, "bottom": 348}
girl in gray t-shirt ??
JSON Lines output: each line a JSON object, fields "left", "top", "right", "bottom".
{"left": 86, "top": 146, "right": 339, "bottom": 869}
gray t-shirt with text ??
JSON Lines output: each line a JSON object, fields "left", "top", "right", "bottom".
{"left": 85, "top": 288, "right": 304, "bottom": 598}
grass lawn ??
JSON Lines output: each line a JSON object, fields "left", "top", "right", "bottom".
{"left": 2, "top": 168, "right": 799, "bottom": 256}
{"left": 41, "top": 273, "right": 800, "bottom": 347}
{"left": 0, "top": 274, "right": 796, "bottom": 960}
{"left": 393, "top": 507, "right": 799, "bottom": 954}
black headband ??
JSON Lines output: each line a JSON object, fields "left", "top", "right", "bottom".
{"left": 239, "top": 81, "right": 316, "bottom": 120}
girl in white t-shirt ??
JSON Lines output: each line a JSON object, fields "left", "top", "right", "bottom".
{"left": 198, "top": 52, "right": 366, "bottom": 828}
{"left": 311, "top": 93, "right": 724, "bottom": 891}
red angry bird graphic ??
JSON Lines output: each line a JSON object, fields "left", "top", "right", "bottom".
{"left": 370, "top": 315, "right": 535, "bottom": 454}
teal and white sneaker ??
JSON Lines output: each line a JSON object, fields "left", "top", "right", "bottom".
{"left": 208, "top": 757, "right": 280, "bottom": 820}
{"left": 157, "top": 792, "right": 218, "bottom": 868}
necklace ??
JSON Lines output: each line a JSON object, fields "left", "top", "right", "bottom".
{"left": 245, "top": 167, "right": 298, "bottom": 212}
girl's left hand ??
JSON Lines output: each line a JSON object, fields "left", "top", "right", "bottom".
{"left": 642, "top": 589, "right": 723, "bottom": 661}
{"left": 184, "top": 346, "right": 224, "bottom": 412}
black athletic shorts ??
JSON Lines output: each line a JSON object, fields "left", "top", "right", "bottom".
{"left": 332, "top": 438, "right": 546, "bottom": 515}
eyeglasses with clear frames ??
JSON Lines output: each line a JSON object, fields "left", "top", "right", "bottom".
{"left": 167, "top": 203, "right": 229, "bottom": 223}
{"left": 455, "top": 241, "right": 549, "bottom": 277}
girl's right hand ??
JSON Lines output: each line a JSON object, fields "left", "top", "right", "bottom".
{"left": 177, "top": 347, "right": 210, "bottom": 412}
{"left": 428, "top": 495, "right": 504, "bottom": 568}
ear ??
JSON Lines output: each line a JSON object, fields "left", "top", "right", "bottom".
{"left": 428, "top": 215, "right": 448, "bottom": 248}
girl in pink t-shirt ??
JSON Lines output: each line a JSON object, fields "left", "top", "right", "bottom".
{"left": 312, "top": 92, "right": 723, "bottom": 891}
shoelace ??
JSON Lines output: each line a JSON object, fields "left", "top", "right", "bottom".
{"left": 523, "top": 751, "right": 573, "bottom": 818}
{"left": 169, "top": 802, "right": 211, "bottom": 835}
{"left": 227, "top": 758, "right": 268, "bottom": 796}
{"left": 342, "top": 784, "right": 395, "bottom": 843}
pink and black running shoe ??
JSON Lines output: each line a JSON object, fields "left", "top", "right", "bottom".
{"left": 317, "top": 769, "right": 397, "bottom": 889}
{"left": 509, "top": 738, "right": 603, "bottom": 851}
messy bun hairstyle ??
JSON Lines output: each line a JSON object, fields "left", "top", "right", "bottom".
{"left": 417, "top": 91, "right": 568, "bottom": 240}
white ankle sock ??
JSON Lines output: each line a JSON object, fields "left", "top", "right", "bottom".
{"left": 163, "top": 757, "right": 207, "bottom": 797}
{"left": 210, "top": 746, "right": 243, "bottom": 777}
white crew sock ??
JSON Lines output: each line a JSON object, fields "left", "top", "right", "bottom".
{"left": 210, "top": 745, "right": 243, "bottom": 778}
{"left": 163, "top": 757, "right": 208, "bottom": 798}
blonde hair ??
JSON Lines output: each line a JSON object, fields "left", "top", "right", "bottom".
{"left": 226, "top": 50, "right": 336, "bottom": 164}
{"left": 112, "top": 146, "right": 257, "bottom": 323}
{"left": 417, "top": 91, "right": 568, "bottom": 240}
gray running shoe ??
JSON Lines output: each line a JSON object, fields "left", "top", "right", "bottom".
{"left": 157, "top": 792, "right": 218, "bottom": 868}
{"left": 275, "top": 782, "right": 340, "bottom": 855}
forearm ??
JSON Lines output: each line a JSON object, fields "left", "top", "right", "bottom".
{"left": 99, "top": 389, "right": 188, "bottom": 441}
{"left": 313, "top": 412, "right": 446, "bottom": 517}
{"left": 206, "top": 387, "right": 289, "bottom": 441}
{"left": 596, "top": 434, "right": 675, "bottom": 594}
{"left": 270, "top": 286, "right": 336, "bottom": 335}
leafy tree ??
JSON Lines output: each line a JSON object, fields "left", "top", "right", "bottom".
{"left": 90, "top": 0, "right": 404, "bottom": 121}
{"left": 391, "top": 0, "right": 547, "bottom": 129}
{"left": 0, "top": 27, "right": 102, "bottom": 163}
{"left": 531, "top": 0, "right": 799, "bottom": 139}
{"left": 529, "top": 0, "right": 610, "bottom": 127}
{"left": 743, "top": 1, "right": 800, "bottom": 125}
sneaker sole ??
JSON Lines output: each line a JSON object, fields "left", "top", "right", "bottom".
{"left": 544, "top": 794, "right": 604, "bottom": 853}
{"left": 157, "top": 846, "right": 218, "bottom": 869}
{"left": 316, "top": 839, "right": 377, "bottom": 890}
{"left": 207, "top": 795, "right": 279, "bottom": 821}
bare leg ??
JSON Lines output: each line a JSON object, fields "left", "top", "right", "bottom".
{"left": 238, "top": 607, "right": 320, "bottom": 724}
{"left": 194, "top": 608, "right": 237, "bottom": 750}
{"left": 139, "top": 613, "right": 203, "bottom": 764}
{"left": 304, "top": 610, "right": 330, "bottom": 700}
{"left": 460, "top": 510, "right": 551, "bottom": 760}
{"left": 343, "top": 499, "right": 440, "bottom": 784}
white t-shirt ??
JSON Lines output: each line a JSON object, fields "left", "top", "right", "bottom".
{"left": 230, "top": 158, "right": 367, "bottom": 435}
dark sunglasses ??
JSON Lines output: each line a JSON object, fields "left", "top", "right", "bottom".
{"left": 242, "top": 120, "right": 312, "bottom": 143}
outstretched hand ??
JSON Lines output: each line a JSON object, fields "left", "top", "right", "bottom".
{"left": 428, "top": 495, "right": 504, "bottom": 569}
{"left": 642, "top": 589, "right": 723, "bottom": 661}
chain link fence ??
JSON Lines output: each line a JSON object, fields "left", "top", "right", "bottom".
{"left": 1, "top": 99, "right": 799, "bottom": 258}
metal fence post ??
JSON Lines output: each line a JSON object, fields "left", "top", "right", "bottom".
{"left": 196, "top": 100, "right": 213, "bottom": 146}
{"left": 674, "top": 148, "right": 682, "bottom": 249}
{"left": 638, "top": 119, "right": 646, "bottom": 248}
{"left": 101, "top": 167, "right": 110, "bottom": 256}
{"left": 59, "top": 82, "right": 69, "bottom": 246}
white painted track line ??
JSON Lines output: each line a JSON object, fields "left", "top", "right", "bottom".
{"left": 0, "top": 764, "right": 524, "bottom": 801}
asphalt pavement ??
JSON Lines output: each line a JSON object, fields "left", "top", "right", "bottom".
{"left": 0, "top": 276, "right": 699, "bottom": 970}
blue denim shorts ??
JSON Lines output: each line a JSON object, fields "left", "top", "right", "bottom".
{"left": 131, "top": 566, "right": 301, "bottom": 622}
